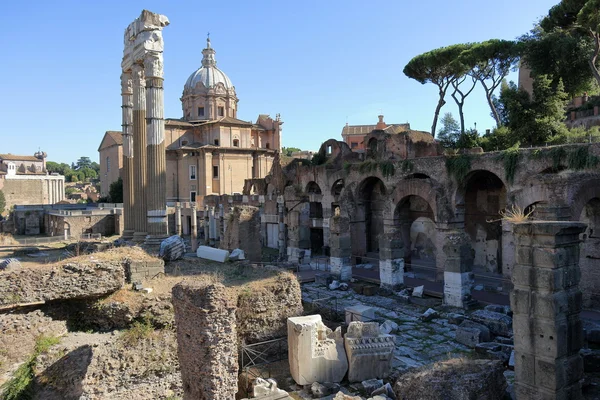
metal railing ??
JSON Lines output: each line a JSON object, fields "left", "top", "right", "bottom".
{"left": 302, "top": 287, "right": 341, "bottom": 322}
{"left": 12, "top": 236, "right": 72, "bottom": 246}
{"left": 239, "top": 337, "right": 288, "bottom": 397}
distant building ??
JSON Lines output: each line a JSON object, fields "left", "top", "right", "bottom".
{"left": 290, "top": 150, "right": 316, "bottom": 160}
{"left": 98, "top": 131, "right": 123, "bottom": 197}
{"left": 341, "top": 115, "right": 411, "bottom": 151}
{"left": 99, "top": 38, "right": 281, "bottom": 205}
{"left": 0, "top": 152, "right": 65, "bottom": 213}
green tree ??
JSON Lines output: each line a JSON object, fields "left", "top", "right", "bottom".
{"left": 282, "top": 147, "right": 301, "bottom": 156}
{"left": 46, "top": 161, "right": 73, "bottom": 176}
{"left": 0, "top": 189, "right": 5, "bottom": 216}
{"left": 80, "top": 167, "right": 97, "bottom": 181}
{"left": 578, "top": 0, "right": 600, "bottom": 87}
{"left": 90, "top": 161, "right": 100, "bottom": 175}
{"left": 74, "top": 157, "right": 92, "bottom": 170}
{"left": 437, "top": 113, "right": 461, "bottom": 148}
{"left": 403, "top": 44, "right": 469, "bottom": 136}
{"left": 455, "top": 128, "right": 481, "bottom": 149}
{"left": 109, "top": 177, "right": 123, "bottom": 203}
{"left": 460, "top": 39, "right": 521, "bottom": 126}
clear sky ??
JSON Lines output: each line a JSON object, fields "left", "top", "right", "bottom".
{"left": 0, "top": 0, "right": 558, "bottom": 164}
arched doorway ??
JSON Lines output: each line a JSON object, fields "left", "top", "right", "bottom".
{"left": 394, "top": 195, "right": 436, "bottom": 270}
{"left": 459, "top": 170, "right": 506, "bottom": 273}
{"left": 352, "top": 177, "right": 387, "bottom": 256}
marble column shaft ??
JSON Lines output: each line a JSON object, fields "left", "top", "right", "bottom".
{"left": 175, "top": 203, "right": 182, "bottom": 236}
{"left": 191, "top": 203, "right": 198, "bottom": 252}
{"left": 121, "top": 71, "right": 135, "bottom": 239}
{"left": 145, "top": 52, "right": 168, "bottom": 242}
{"left": 132, "top": 64, "right": 148, "bottom": 240}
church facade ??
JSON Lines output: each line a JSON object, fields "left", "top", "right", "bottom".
{"left": 99, "top": 37, "right": 281, "bottom": 205}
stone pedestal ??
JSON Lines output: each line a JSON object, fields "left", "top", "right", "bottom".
{"left": 344, "top": 322, "right": 395, "bottom": 382}
{"left": 379, "top": 233, "right": 404, "bottom": 290}
{"left": 511, "top": 222, "right": 586, "bottom": 400}
{"left": 287, "top": 315, "right": 348, "bottom": 385}
{"left": 442, "top": 231, "right": 474, "bottom": 308}
{"left": 329, "top": 215, "right": 352, "bottom": 282}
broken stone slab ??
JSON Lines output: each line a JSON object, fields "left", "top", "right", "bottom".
{"left": 508, "top": 350, "right": 515, "bottom": 370}
{"left": 460, "top": 320, "right": 491, "bottom": 341}
{"left": 229, "top": 248, "right": 246, "bottom": 261}
{"left": 311, "top": 382, "right": 340, "bottom": 398}
{"left": 447, "top": 312, "right": 465, "bottom": 325}
{"left": 329, "top": 280, "right": 340, "bottom": 290}
{"left": 475, "top": 342, "right": 502, "bottom": 354}
{"left": 0, "top": 258, "right": 21, "bottom": 271}
{"left": 470, "top": 309, "right": 512, "bottom": 337}
{"left": 412, "top": 285, "right": 424, "bottom": 298}
{"left": 371, "top": 383, "right": 396, "bottom": 400}
{"left": 245, "top": 378, "right": 291, "bottom": 400}
{"left": 361, "top": 378, "right": 384, "bottom": 394}
{"left": 196, "top": 245, "right": 229, "bottom": 262}
{"left": 393, "top": 359, "right": 507, "bottom": 400}
{"left": 420, "top": 308, "right": 438, "bottom": 322}
{"left": 484, "top": 304, "right": 511, "bottom": 316}
{"left": 158, "top": 235, "right": 185, "bottom": 261}
{"left": 287, "top": 315, "right": 348, "bottom": 385}
{"left": 455, "top": 327, "right": 485, "bottom": 348}
{"left": 345, "top": 305, "right": 376, "bottom": 325}
{"left": 345, "top": 322, "right": 395, "bottom": 382}
{"left": 379, "top": 319, "right": 399, "bottom": 335}
{"left": 333, "top": 392, "right": 362, "bottom": 400}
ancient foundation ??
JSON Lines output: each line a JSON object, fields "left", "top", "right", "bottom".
{"left": 379, "top": 232, "right": 404, "bottom": 289}
{"left": 172, "top": 281, "right": 238, "bottom": 400}
{"left": 511, "top": 221, "right": 586, "bottom": 400}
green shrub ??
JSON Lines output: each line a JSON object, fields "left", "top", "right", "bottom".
{"left": 445, "top": 154, "right": 472, "bottom": 185}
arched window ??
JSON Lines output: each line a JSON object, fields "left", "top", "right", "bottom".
{"left": 233, "top": 139, "right": 239, "bottom": 147}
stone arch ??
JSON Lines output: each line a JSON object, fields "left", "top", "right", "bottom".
{"left": 305, "top": 181, "right": 322, "bottom": 194}
{"left": 394, "top": 195, "right": 436, "bottom": 268}
{"left": 570, "top": 179, "right": 600, "bottom": 222}
{"left": 351, "top": 177, "right": 387, "bottom": 256}
{"left": 391, "top": 179, "right": 438, "bottom": 223}
{"left": 331, "top": 179, "right": 344, "bottom": 197}
{"left": 456, "top": 170, "right": 507, "bottom": 274}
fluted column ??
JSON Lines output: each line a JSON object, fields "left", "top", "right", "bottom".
{"left": 132, "top": 63, "right": 148, "bottom": 241}
{"left": 175, "top": 203, "right": 182, "bottom": 236}
{"left": 144, "top": 51, "right": 168, "bottom": 244}
{"left": 121, "top": 71, "right": 135, "bottom": 239}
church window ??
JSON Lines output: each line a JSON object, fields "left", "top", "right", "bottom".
{"left": 233, "top": 139, "right": 239, "bottom": 147}
{"left": 214, "top": 139, "right": 220, "bottom": 146}
{"left": 189, "top": 165, "right": 197, "bottom": 180}
{"left": 106, "top": 157, "right": 110, "bottom": 172}
{"left": 213, "top": 166, "right": 219, "bottom": 179}
{"left": 218, "top": 106, "right": 224, "bottom": 117}
{"left": 198, "top": 107, "right": 204, "bottom": 117}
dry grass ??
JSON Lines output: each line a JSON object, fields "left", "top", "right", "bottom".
{"left": 0, "top": 233, "right": 19, "bottom": 246}
{"left": 491, "top": 204, "right": 535, "bottom": 223}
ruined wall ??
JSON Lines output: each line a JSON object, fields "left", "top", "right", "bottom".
{"left": 0, "top": 261, "right": 125, "bottom": 306}
{"left": 236, "top": 271, "right": 303, "bottom": 344}
{"left": 221, "top": 205, "right": 262, "bottom": 261}
{"left": 172, "top": 281, "right": 238, "bottom": 400}
{"left": 125, "top": 260, "right": 165, "bottom": 283}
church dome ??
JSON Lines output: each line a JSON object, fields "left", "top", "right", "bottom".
{"left": 184, "top": 38, "right": 233, "bottom": 91}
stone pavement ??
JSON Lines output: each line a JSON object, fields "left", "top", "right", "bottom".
{"left": 301, "top": 282, "right": 472, "bottom": 372}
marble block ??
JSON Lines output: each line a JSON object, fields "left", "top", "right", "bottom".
{"left": 287, "top": 315, "right": 348, "bottom": 385}
{"left": 344, "top": 322, "right": 395, "bottom": 383}
{"left": 345, "top": 305, "right": 376, "bottom": 325}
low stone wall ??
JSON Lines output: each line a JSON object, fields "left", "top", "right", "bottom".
{"left": 0, "top": 261, "right": 125, "bottom": 306}
{"left": 125, "top": 260, "right": 165, "bottom": 283}
{"left": 236, "top": 271, "right": 303, "bottom": 344}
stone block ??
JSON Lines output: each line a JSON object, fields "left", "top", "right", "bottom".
{"left": 330, "top": 257, "right": 352, "bottom": 282}
{"left": 581, "top": 348, "right": 600, "bottom": 373}
{"left": 455, "top": 327, "right": 484, "bottom": 348}
{"left": 196, "top": 245, "right": 229, "bottom": 262}
{"left": 247, "top": 378, "right": 291, "bottom": 400}
{"left": 362, "top": 286, "right": 378, "bottom": 296}
{"left": 345, "top": 305, "right": 376, "bottom": 325}
{"left": 412, "top": 285, "right": 424, "bottom": 298}
{"left": 475, "top": 342, "right": 501, "bottom": 354}
{"left": 471, "top": 309, "right": 513, "bottom": 337}
{"left": 287, "top": 315, "right": 348, "bottom": 385}
{"left": 344, "top": 322, "right": 395, "bottom": 382}
{"left": 379, "top": 258, "right": 404, "bottom": 289}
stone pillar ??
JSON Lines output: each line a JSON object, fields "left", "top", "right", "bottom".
{"left": 191, "top": 203, "right": 198, "bottom": 252}
{"left": 175, "top": 203, "right": 182, "bottom": 236}
{"left": 172, "top": 281, "right": 238, "bottom": 400}
{"left": 218, "top": 204, "right": 224, "bottom": 242}
{"left": 379, "top": 230, "right": 404, "bottom": 290}
{"left": 278, "top": 197, "right": 286, "bottom": 261}
{"left": 204, "top": 205, "right": 210, "bottom": 245}
{"left": 287, "top": 208, "right": 301, "bottom": 263}
{"left": 209, "top": 206, "right": 216, "bottom": 245}
{"left": 131, "top": 63, "right": 148, "bottom": 242}
{"left": 329, "top": 214, "right": 352, "bottom": 282}
{"left": 442, "top": 231, "right": 474, "bottom": 308}
{"left": 145, "top": 50, "right": 168, "bottom": 245}
{"left": 121, "top": 71, "right": 135, "bottom": 239}
{"left": 511, "top": 221, "right": 586, "bottom": 400}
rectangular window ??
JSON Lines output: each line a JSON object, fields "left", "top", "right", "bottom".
{"left": 198, "top": 107, "right": 204, "bottom": 117}
{"left": 190, "top": 191, "right": 196, "bottom": 202}
{"left": 213, "top": 165, "right": 219, "bottom": 179}
{"left": 351, "top": 142, "right": 358, "bottom": 149}
{"left": 218, "top": 106, "right": 224, "bottom": 117}
{"left": 106, "top": 156, "right": 110, "bottom": 172}
{"left": 214, "top": 139, "right": 219, "bottom": 146}
{"left": 189, "top": 165, "right": 196, "bottom": 180}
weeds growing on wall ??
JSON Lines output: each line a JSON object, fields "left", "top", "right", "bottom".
{"left": 490, "top": 204, "right": 535, "bottom": 223}
{"left": 1, "top": 335, "right": 60, "bottom": 400}
{"left": 379, "top": 161, "right": 395, "bottom": 178}
{"left": 531, "top": 145, "right": 598, "bottom": 171}
{"left": 343, "top": 162, "right": 352, "bottom": 174}
{"left": 497, "top": 144, "right": 521, "bottom": 184}
{"left": 400, "top": 160, "right": 414, "bottom": 173}
{"left": 445, "top": 154, "right": 472, "bottom": 186}
{"left": 357, "top": 160, "right": 378, "bottom": 174}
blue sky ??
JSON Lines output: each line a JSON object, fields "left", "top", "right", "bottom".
{"left": 1, "top": 0, "right": 558, "bottom": 164}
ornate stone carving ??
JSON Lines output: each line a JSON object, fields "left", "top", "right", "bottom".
{"left": 344, "top": 321, "right": 395, "bottom": 383}
{"left": 144, "top": 51, "right": 163, "bottom": 79}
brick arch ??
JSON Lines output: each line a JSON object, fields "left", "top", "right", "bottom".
{"left": 571, "top": 179, "right": 600, "bottom": 220}
{"left": 391, "top": 179, "right": 438, "bottom": 222}
{"left": 454, "top": 169, "right": 508, "bottom": 208}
